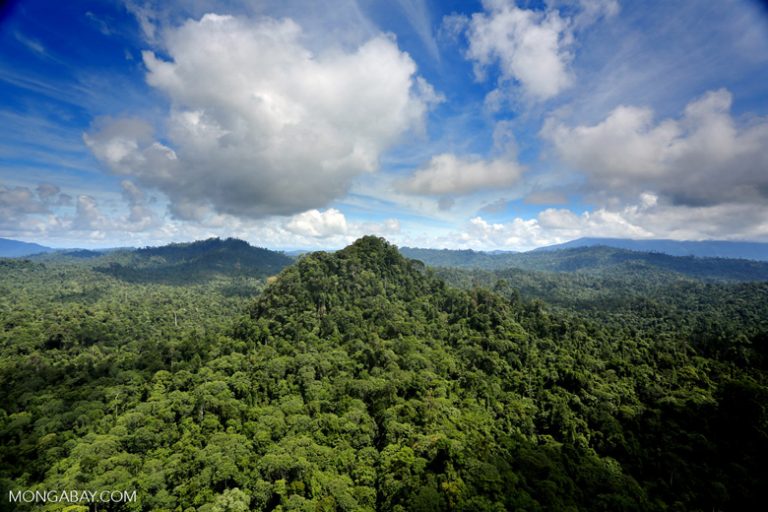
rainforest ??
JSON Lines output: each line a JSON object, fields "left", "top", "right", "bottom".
{"left": 1, "top": 236, "right": 767, "bottom": 511}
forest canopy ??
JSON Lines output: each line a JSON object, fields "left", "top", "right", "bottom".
{"left": 1, "top": 236, "right": 767, "bottom": 511}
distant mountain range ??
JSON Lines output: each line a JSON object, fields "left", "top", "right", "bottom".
{"left": 401, "top": 244, "right": 768, "bottom": 281}
{"left": 4, "top": 235, "right": 768, "bottom": 277}
{"left": 0, "top": 237, "right": 55, "bottom": 257}
{"left": 534, "top": 237, "right": 768, "bottom": 261}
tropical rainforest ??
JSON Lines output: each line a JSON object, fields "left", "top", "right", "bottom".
{"left": 1, "top": 236, "right": 767, "bottom": 511}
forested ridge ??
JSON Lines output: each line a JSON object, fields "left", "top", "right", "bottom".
{"left": 1, "top": 236, "right": 767, "bottom": 511}
{"left": 400, "top": 245, "right": 768, "bottom": 281}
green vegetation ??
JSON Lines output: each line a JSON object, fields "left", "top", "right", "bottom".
{"left": 401, "top": 245, "right": 768, "bottom": 281}
{"left": 1, "top": 236, "right": 767, "bottom": 511}
{"left": 91, "top": 237, "right": 294, "bottom": 285}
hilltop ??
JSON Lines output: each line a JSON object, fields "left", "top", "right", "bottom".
{"left": 95, "top": 237, "right": 293, "bottom": 284}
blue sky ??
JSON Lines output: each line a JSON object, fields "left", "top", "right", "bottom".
{"left": 1, "top": 0, "right": 768, "bottom": 249}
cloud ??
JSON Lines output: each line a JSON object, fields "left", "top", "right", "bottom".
{"left": 460, "top": 215, "right": 544, "bottom": 249}
{"left": 524, "top": 190, "right": 568, "bottom": 205}
{"left": 0, "top": 183, "right": 72, "bottom": 226}
{"left": 453, "top": 193, "right": 768, "bottom": 251}
{"left": 85, "top": 13, "right": 438, "bottom": 221}
{"left": 544, "top": 89, "right": 768, "bottom": 206}
{"left": 125, "top": 0, "right": 159, "bottom": 42}
{"left": 285, "top": 208, "right": 348, "bottom": 238}
{"left": 547, "top": 0, "right": 619, "bottom": 29}
{"left": 478, "top": 197, "right": 510, "bottom": 214}
{"left": 72, "top": 195, "right": 109, "bottom": 231}
{"left": 438, "top": 197, "right": 455, "bottom": 211}
{"left": 13, "top": 31, "right": 46, "bottom": 56}
{"left": 451, "top": 0, "right": 618, "bottom": 102}
{"left": 0, "top": 185, "right": 50, "bottom": 223}
{"left": 121, "top": 180, "right": 158, "bottom": 230}
{"left": 395, "top": 0, "right": 440, "bottom": 62}
{"left": 462, "top": 0, "right": 573, "bottom": 101}
{"left": 397, "top": 153, "right": 524, "bottom": 196}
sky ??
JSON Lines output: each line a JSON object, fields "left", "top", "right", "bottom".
{"left": 1, "top": 0, "right": 768, "bottom": 250}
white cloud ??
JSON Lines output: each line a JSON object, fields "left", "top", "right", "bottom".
{"left": 452, "top": 0, "right": 617, "bottom": 103}
{"left": 547, "top": 0, "right": 619, "bottom": 29}
{"left": 544, "top": 89, "right": 768, "bottom": 206}
{"left": 72, "top": 195, "right": 109, "bottom": 231}
{"left": 397, "top": 153, "right": 524, "bottom": 196}
{"left": 85, "top": 13, "right": 438, "bottom": 220}
{"left": 460, "top": 215, "right": 545, "bottom": 249}
{"left": 121, "top": 180, "right": 158, "bottom": 231}
{"left": 451, "top": 194, "right": 768, "bottom": 251}
{"left": 0, "top": 185, "right": 50, "bottom": 218}
{"left": 0, "top": 183, "right": 71, "bottom": 232}
{"left": 285, "top": 208, "right": 348, "bottom": 238}
{"left": 463, "top": 0, "right": 573, "bottom": 101}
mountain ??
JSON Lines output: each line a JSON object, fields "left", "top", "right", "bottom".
{"left": 509, "top": 246, "right": 768, "bottom": 280}
{"left": 401, "top": 245, "right": 768, "bottom": 281}
{"left": 535, "top": 237, "right": 768, "bottom": 261}
{"left": 0, "top": 237, "right": 54, "bottom": 257}
{"left": 96, "top": 237, "right": 293, "bottom": 284}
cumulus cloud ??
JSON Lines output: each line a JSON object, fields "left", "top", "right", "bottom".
{"left": 85, "top": 13, "right": 439, "bottom": 220}
{"left": 544, "top": 89, "right": 768, "bottom": 206}
{"left": 0, "top": 179, "right": 163, "bottom": 241}
{"left": 0, "top": 183, "right": 72, "bottom": 231}
{"left": 453, "top": 193, "right": 768, "bottom": 251}
{"left": 121, "top": 180, "right": 158, "bottom": 231}
{"left": 285, "top": 208, "right": 348, "bottom": 238}
{"left": 451, "top": 0, "right": 616, "bottom": 102}
{"left": 0, "top": 185, "right": 50, "bottom": 217}
{"left": 36, "top": 183, "right": 61, "bottom": 202}
{"left": 460, "top": 215, "right": 544, "bottom": 248}
{"left": 467, "top": 0, "right": 572, "bottom": 100}
{"left": 72, "top": 195, "right": 109, "bottom": 231}
{"left": 397, "top": 153, "right": 525, "bottom": 196}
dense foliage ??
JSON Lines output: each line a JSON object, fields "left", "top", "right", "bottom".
{"left": 1, "top": 237, "right": 767, "bottom": 511}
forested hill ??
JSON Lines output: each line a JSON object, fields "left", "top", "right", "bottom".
{"left": 397, "top": 246, "right": 514, "bottom": 269}
{"left": 0, "top": 237, "right": 54, "bottom": 257}
{"left": 94, "top": 237, "right": 293, "bottom": 284}
{"left": 401, "top": 245, "right": 768, "bottom": 281}
{"left": 535, "top": 237, "right": 768, "bottom": 261}
{"left": 1, "top": 236, "right": 767, "bottom": 510}
{"left": 237, "top": 236, "right": 767, "bottom": 510}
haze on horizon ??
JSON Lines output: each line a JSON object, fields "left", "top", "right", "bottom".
{"left": 2, "top": 0, "right": 768, "bottom": 251}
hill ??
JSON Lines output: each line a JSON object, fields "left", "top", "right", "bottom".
{"left": 1, "top": 236, "right": 767, "bottom": 510}
{"left": 401, "top": 245, "right": 768, "bottom": 281}
{"left": 242, "top": 236, "right": 768, "bottom": 510}
{"left": 0, "top": 237, "right": 54, "bottom": 257}
{"left": 535, "top": 237, "right": 768, "bottom": 261}
{"left": 399, "top": 246, "right": 515, "bottom": 268}
{"left": 95, "top": 237, "right": 293, "bottom": 284}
